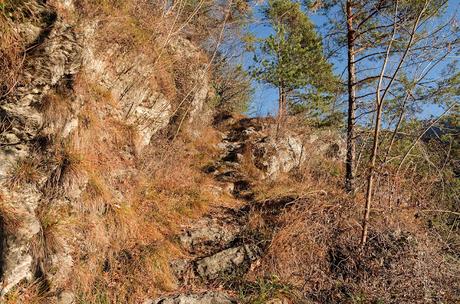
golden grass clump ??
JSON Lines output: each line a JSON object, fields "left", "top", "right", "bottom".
{"left": 45, "top": 143, "right": 85, "bottom": 194}
{"left": 38, "top": 91, "right": 73, "bottom": 133}
{"left": 3, "top": 281, "right": 47, "bottom": 304}
{"left": 0, "top": 0, "right": 40, "bottom": 97}
{"left": 32, "top": 204, "right": 74, "bottom": 260}
{"left": 6, "top": 156, "right": 42, "bottom": 189}
{"left": 0, "top": 192, "right": 23, "bottom": 234}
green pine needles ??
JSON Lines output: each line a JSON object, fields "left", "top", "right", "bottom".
{"left": 249, "top": 0, "right": 338, "bottom": 121}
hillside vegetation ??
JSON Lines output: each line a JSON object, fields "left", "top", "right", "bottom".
{"left": 0, "top": 0, "right": 459, "bottom": 303}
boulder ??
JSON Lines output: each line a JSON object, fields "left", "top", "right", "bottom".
{"left": 148, "top": 291, "right": 236, "bottom": 304}
{"left": 214, "top": 116, "right": 345, "bottom": 180}
{"left": 178, "top": 216, "right": 241, "bottom": 255}
{"left": 195, "top": 244, "right": 260, "bottom": 281}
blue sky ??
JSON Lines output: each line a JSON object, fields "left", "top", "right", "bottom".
{"left": 245, "top": 0, "right": 460, "bottom": 120}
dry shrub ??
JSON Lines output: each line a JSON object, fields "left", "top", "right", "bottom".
{"left": 6, "top": 156, "right": 42, "bottom": 188}
{"left": 0, "top": 192, "right": 24, "bottom": 234}
{"left": 3, "top": 280, "right": 47, "bottom": 304}
{"left": 0, "top": 0, "right": 41, "bottom": 97}
{"left": 252, "top": 189, "right": 460, "bottom": 303}
{"left": 244, "top": 130, "right": 460, "bottom": 302}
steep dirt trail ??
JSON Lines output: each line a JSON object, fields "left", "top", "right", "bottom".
{"left": 149, "top": 116, "right": 299, "bottom": 303}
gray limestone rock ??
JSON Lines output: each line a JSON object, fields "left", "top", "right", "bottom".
{"left": 178, "top": 216, "right": 241, "bottom": 255}
{"left": 148, "top": 291, "right": 236, "bottom": 304}
{"left": 195, "top": 245, "right": 260, "bottom": 281}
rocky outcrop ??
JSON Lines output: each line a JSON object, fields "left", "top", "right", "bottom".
{"left": 195, "top": 244, "right": 260, "bottom": 281}
{"left": 147, "top": 114, "right": 345, "bottom": 302}
{"left": 0, "top": 1, "right": 213, "bottom": 297}
{"left": 0, "top": 4, "right": 83, "bottom": 294}
{"left": 178, "top": 214, "right": 242, "bottom": 256}
{"left": 209, "top": 115, "right": 345, "bottom": 198}
{"left": 82, "top": 22, "right": 210, "bottom": 151}
{"left": 169, "top": 209, "right": 262, "bottom": 285}
{"left": 148, "top": 291, "right": 236, "bottom": 304}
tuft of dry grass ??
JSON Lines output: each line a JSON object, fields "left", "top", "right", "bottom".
{"left": 6, "top": 156, "right": 42, "bottom": 189}
{"left": 37, "top": 91, "right": 73, "bottom": 135}
{"left": 3, "top": 280, "right": 48, "bottom": 304}
{"left": 0, "top": 192, "right": 24, "bottom": 234}
{"left": 0, "top": 0, "right": 41, "bottom": 97}
{"left": 33, "top": 205, "right": 74, "bottom": 259}
{"left": 44, "top": 143, "right": 84, "bottom": 195}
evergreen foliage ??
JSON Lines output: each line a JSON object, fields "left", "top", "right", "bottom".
{"left": 249, "top": 0, "right": 338, "bottom": 119}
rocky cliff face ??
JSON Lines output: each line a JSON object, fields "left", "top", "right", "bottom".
{"left": 1, "top": 3, "right": 82, "bottom": 295}
{"left": 0, "top": 0, "right": 213, "bottom": 299}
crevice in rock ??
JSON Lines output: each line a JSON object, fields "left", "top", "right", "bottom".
{"left": 25, "top": 9, "right": 58, "bottom": 55}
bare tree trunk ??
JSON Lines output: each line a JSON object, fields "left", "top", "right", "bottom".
{"left": 276, "top": 85, "right": 286, "bottom": 137}
{"left": 361, "top": 0, "right": 424, "bottom": 249}
{"left": 345, "top": 0, "right": 357, "bottom": 193}
{"left": 360, "top": 102, "right": 383, "bottom": 249}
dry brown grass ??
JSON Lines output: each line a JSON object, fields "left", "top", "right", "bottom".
{"left": 6, "top": 156, "right": 42, "bottom": 189}
{"left": 242, "top": 137, "right": 460, "bottom": 303}
{"left": 37, "top": 72, "right": 233, "bottom": 303}
{"left": 69, "top": 139, "right": 223, "bottom": 303}
{"left": 248, "top": 186, "right": 460, "bottom": 302}
{"left": 0, "top": 0, "right": 40, "bottom": 97}
{"left": 32, "top": 204, "right": 74, "bottom": 260}
{"left": 0, "top": 192, "right": 24, "bottom": 234}
{"left": 2, "top": 280, "right": 47, "bottom": 304}
{"left": 44, "top": 142, "right": 85, "bottom": 195}
{"left": 38, "top": 91, "right": 73, "bottom": 134}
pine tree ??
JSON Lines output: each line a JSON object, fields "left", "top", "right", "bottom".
{"left": 250, "top": 0, "right": 337, "bottom": 124}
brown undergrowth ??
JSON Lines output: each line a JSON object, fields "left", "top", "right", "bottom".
{"left": 242, "top": 130, "right": 460, "bottom": 303}
{"left": 3, "top": 66, "right": 230, "bottom": 304}
{"left": 58, "top": 74, "right": 232, "bottom": 303}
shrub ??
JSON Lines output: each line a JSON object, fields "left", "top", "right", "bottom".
{"left": 0, "top": 192, "right": 23, "bottom": 234}
{"left": 6, "top": 156, "right": 42, "bottom": 188}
